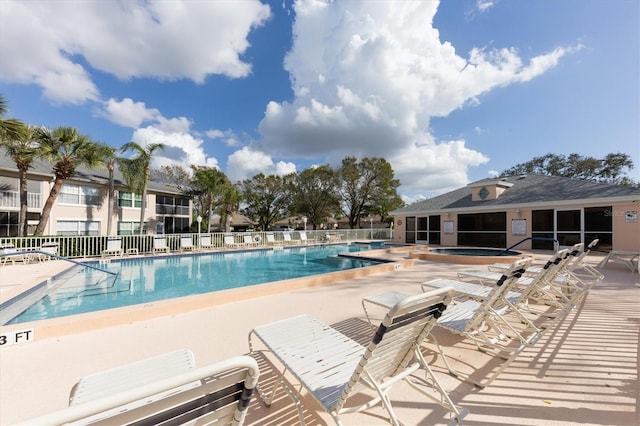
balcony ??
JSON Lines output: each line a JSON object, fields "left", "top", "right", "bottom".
{"left": 0, "top": 191, "right": 41, "bottom": 209}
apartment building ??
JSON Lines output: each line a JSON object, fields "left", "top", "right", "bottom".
{"left": 0, "top": 156, "right": 191, "bottom": 237}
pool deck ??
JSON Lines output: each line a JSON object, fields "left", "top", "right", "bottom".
{"left": 0, "top": 248, "right": 638, "bottom": 425}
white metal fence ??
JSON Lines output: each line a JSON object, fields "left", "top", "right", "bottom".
{"left": 0, "top": 229, "right": 393, "bottom": 259}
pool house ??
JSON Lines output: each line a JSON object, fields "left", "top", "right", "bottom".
{"left": 391, "top": 174, "right": 640, "bottom": 253}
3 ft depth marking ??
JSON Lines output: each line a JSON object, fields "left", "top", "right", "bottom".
{"left": 0, "top": 329, "right": 34, "bottom": 347}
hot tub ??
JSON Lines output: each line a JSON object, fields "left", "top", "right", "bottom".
{"left": 409, "top": 247, "right": 530, "bottom": 265}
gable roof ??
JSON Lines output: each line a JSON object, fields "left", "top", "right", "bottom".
{"left": 0, "top": 155, "right": 183, "bottom": 195}
{"left": 392, "top": 174, "right": 640, "bottom": 215}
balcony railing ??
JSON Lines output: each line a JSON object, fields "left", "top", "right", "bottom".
{"left": 0, "top": 191, "right": 41, "bottom": 209}
{"left": 0, "top": 229, "right": 393, "bottom": 259}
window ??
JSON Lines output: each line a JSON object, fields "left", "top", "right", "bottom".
{"left": 118, "top": 221, "right": 146, "bottom": 235}
{"left": 417, "top": 217, "right": 428, "bottom": 241}
{"left": 56, "top": 220, "right": 99, "bottom": 236}
{"left": 584, "top": 206, "right": 612, "bottom": 251}
{"left": 428, "top": 215, "right": 441, "bottom": 245}
{"left": 118, "top": 192, "right": 142, "bottom": 208}
{"left": 532, "top": 209, "right": 555, "bottom": 250}
{"left": 59, "top": 184, "right": 100, "bottom": 206}
{"left": 0, "top": 211, "right": 19, "bottom": 237}
{"left": 457, "top": 212, "right": 506, "bottom": 248}
{"left": 416, "top": 215, "right": 441, "bottom": 244}
{"left": 405, "top": 216, "right": 416, "bottom": 244}
{"left": 159, "top": 216, "right": 190, "bottom": 234}
{"left": 156, "top": 196, "right": 189, "bottom": 216}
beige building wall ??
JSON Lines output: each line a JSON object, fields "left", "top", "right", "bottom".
{"left": 440, "top": 217, "right": 456, "bottom": 247}
{"left": 392, "top": 217, "right": 405, "bottom": 244}
{"left": 506, "top": 209, "right": 532, "bottom": 250}
{"left": 611, "top": 203, "right": 640, "bottom": 251}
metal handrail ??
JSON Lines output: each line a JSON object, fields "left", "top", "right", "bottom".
{"left": 501, "top": 237, "right": 559, "bottom": 255}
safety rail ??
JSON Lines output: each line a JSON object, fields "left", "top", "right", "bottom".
{"left": 501, "top": 237, "right": 559, "bottom": 255}
{"left": 0, "top": 229, "right": 392, "bottom": 259}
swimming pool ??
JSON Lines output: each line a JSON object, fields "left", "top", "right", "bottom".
{"left": 2, "top": 244, "right": 386, "bottom": 325}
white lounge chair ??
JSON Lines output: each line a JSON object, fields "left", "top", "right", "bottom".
{"left": 265, "top": 232, "right": 282, "bottom": 246}
{"left": 242, "top": 234, "right": 255, "bottom": 247}
{"left": 249, "top": 287, "right": 467, "bottom": 425}
{"left": 224, "top": 234, "right": 244, "bottom": 249}
{"left": 0, "top": 244, "right": 26, "bottom": 265}
{"left": 282, "top": 232, "right": 295, "bottom": 245}
{"left": 298, "top": 231, "right": 313, "bottom": 244}
{"left": 598, "top": 249, "right": 639, "bottom": 274}
{"left": 18, "top": 349, "right": 259, "bottom": 426}
{"left": 152, "top": 236, "right": 171, "bottom": 255}
{"left": 200, "top": 234, "right": 215, "bottom": 250}
{"left": 561, "top": 239, "right": 604, "bottom": 282}
{"left": 363, "top": 258, "right": 536, "bottom": 388}
{"left": 39, "top": 241, "right": 59, "bottom": 261}
{"left": 425, "top": 252, "right": 579, "bottom": 340}
{"left": 102, "top": 237, "right": 124, "bottom": 258}
{"left": 180, "top": 236, "right": 196, "bottom": 252}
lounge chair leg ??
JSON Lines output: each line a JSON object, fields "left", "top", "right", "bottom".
{"left": 278, "top": 378, "right": 306, "bottom": 426}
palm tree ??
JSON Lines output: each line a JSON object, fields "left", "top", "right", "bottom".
{"left": 2, "top": 124, "right": 37, "bottom": 236}
{"left": 119, "top": 142, "right": 165, "bottom": 234}
{"left": 34, "top": 126, "right": 105, "bottom": 236}
{"left": 97, "top": 144, "right": 118, "bottom": 236}
{"left": 0, "top": 95, "right": 24, "bottom": 142}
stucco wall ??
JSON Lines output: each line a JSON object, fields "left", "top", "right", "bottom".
{"left": 611, "top": 203, "right": 640, "bottom": 251}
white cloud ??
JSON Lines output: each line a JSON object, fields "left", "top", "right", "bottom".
{"left": 206, "top": 128, "right": 243, "bottom": 147}
{"left": 477, "top": 0, "right": 496, "bottom": 13}
{"left": 258, "top": 0, "right": 574, "bottom": 197}
{"left": 130, "top": 126, "right": 219, "bottom": 172}
{"left": 103, "top": 97, "right": 221, "bottom": 173}
{"left": 226, "top": 147, "right": 297, "bottom": 183}
{"left": 102, "top": 98, "right": 160, "bottom": 128}
{"left": 391, "top": 139, "right": 490, "bottom": 196}
{"left": 0, "top": 0, "right": 270, "bottom": 103}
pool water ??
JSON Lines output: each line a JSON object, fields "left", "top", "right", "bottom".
{"left": 3, "top": 244, "right": 384, "bottom": 324}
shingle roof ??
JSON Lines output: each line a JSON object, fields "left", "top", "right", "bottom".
{"left": 0, "top": 154, "right": 182, "bottom": 195}
{"left": 392, "top": 174, "right": 640, "bottom": 215}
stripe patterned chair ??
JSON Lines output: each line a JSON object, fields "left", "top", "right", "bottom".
{"left": 249, "top": 287, "right": 467, "bottom": 425}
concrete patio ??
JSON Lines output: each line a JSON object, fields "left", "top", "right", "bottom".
{"left": 0, "top": 249, "right": 638, "bottom": 425}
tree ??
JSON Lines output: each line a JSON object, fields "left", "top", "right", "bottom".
{"left": 34, "top": 126, "right": 105, "bottom": 236}
{"left": 338, "top": 157, "right": 403, "bottom": 228}
{"left": 0, "top": 95, "right": 31, "bottom": 236}
{"left": 119, "top": 142, "right": 165, "bottom": 235}
{"left": 151, "top": 164, "right": 192, "bottom": 191}
{"left": 500, "top": 152, "right": 636, "bottom": 185}
{"left": 1, "top": 123, "right": 36, "bottom": 236}
{"left": 98, "top": 145, "right": 118, "bottom": 236}
{"left": 291, "top": 166, "right": 340, "bottom": 230}
{"left": 240, "top": 173, "right": 293, "bottom": 230}
{"left": 188, "top": 166, "right": 228, "bottom": 231}
{"left": 219, "top": 183, "right": 241, "bottom": 232}
{"left": 0, "top": 95, "right": 24, "bottom": 142}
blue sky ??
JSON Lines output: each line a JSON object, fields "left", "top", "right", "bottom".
{"left": 1, "top": 0, "right": 638, "bottom": 203}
